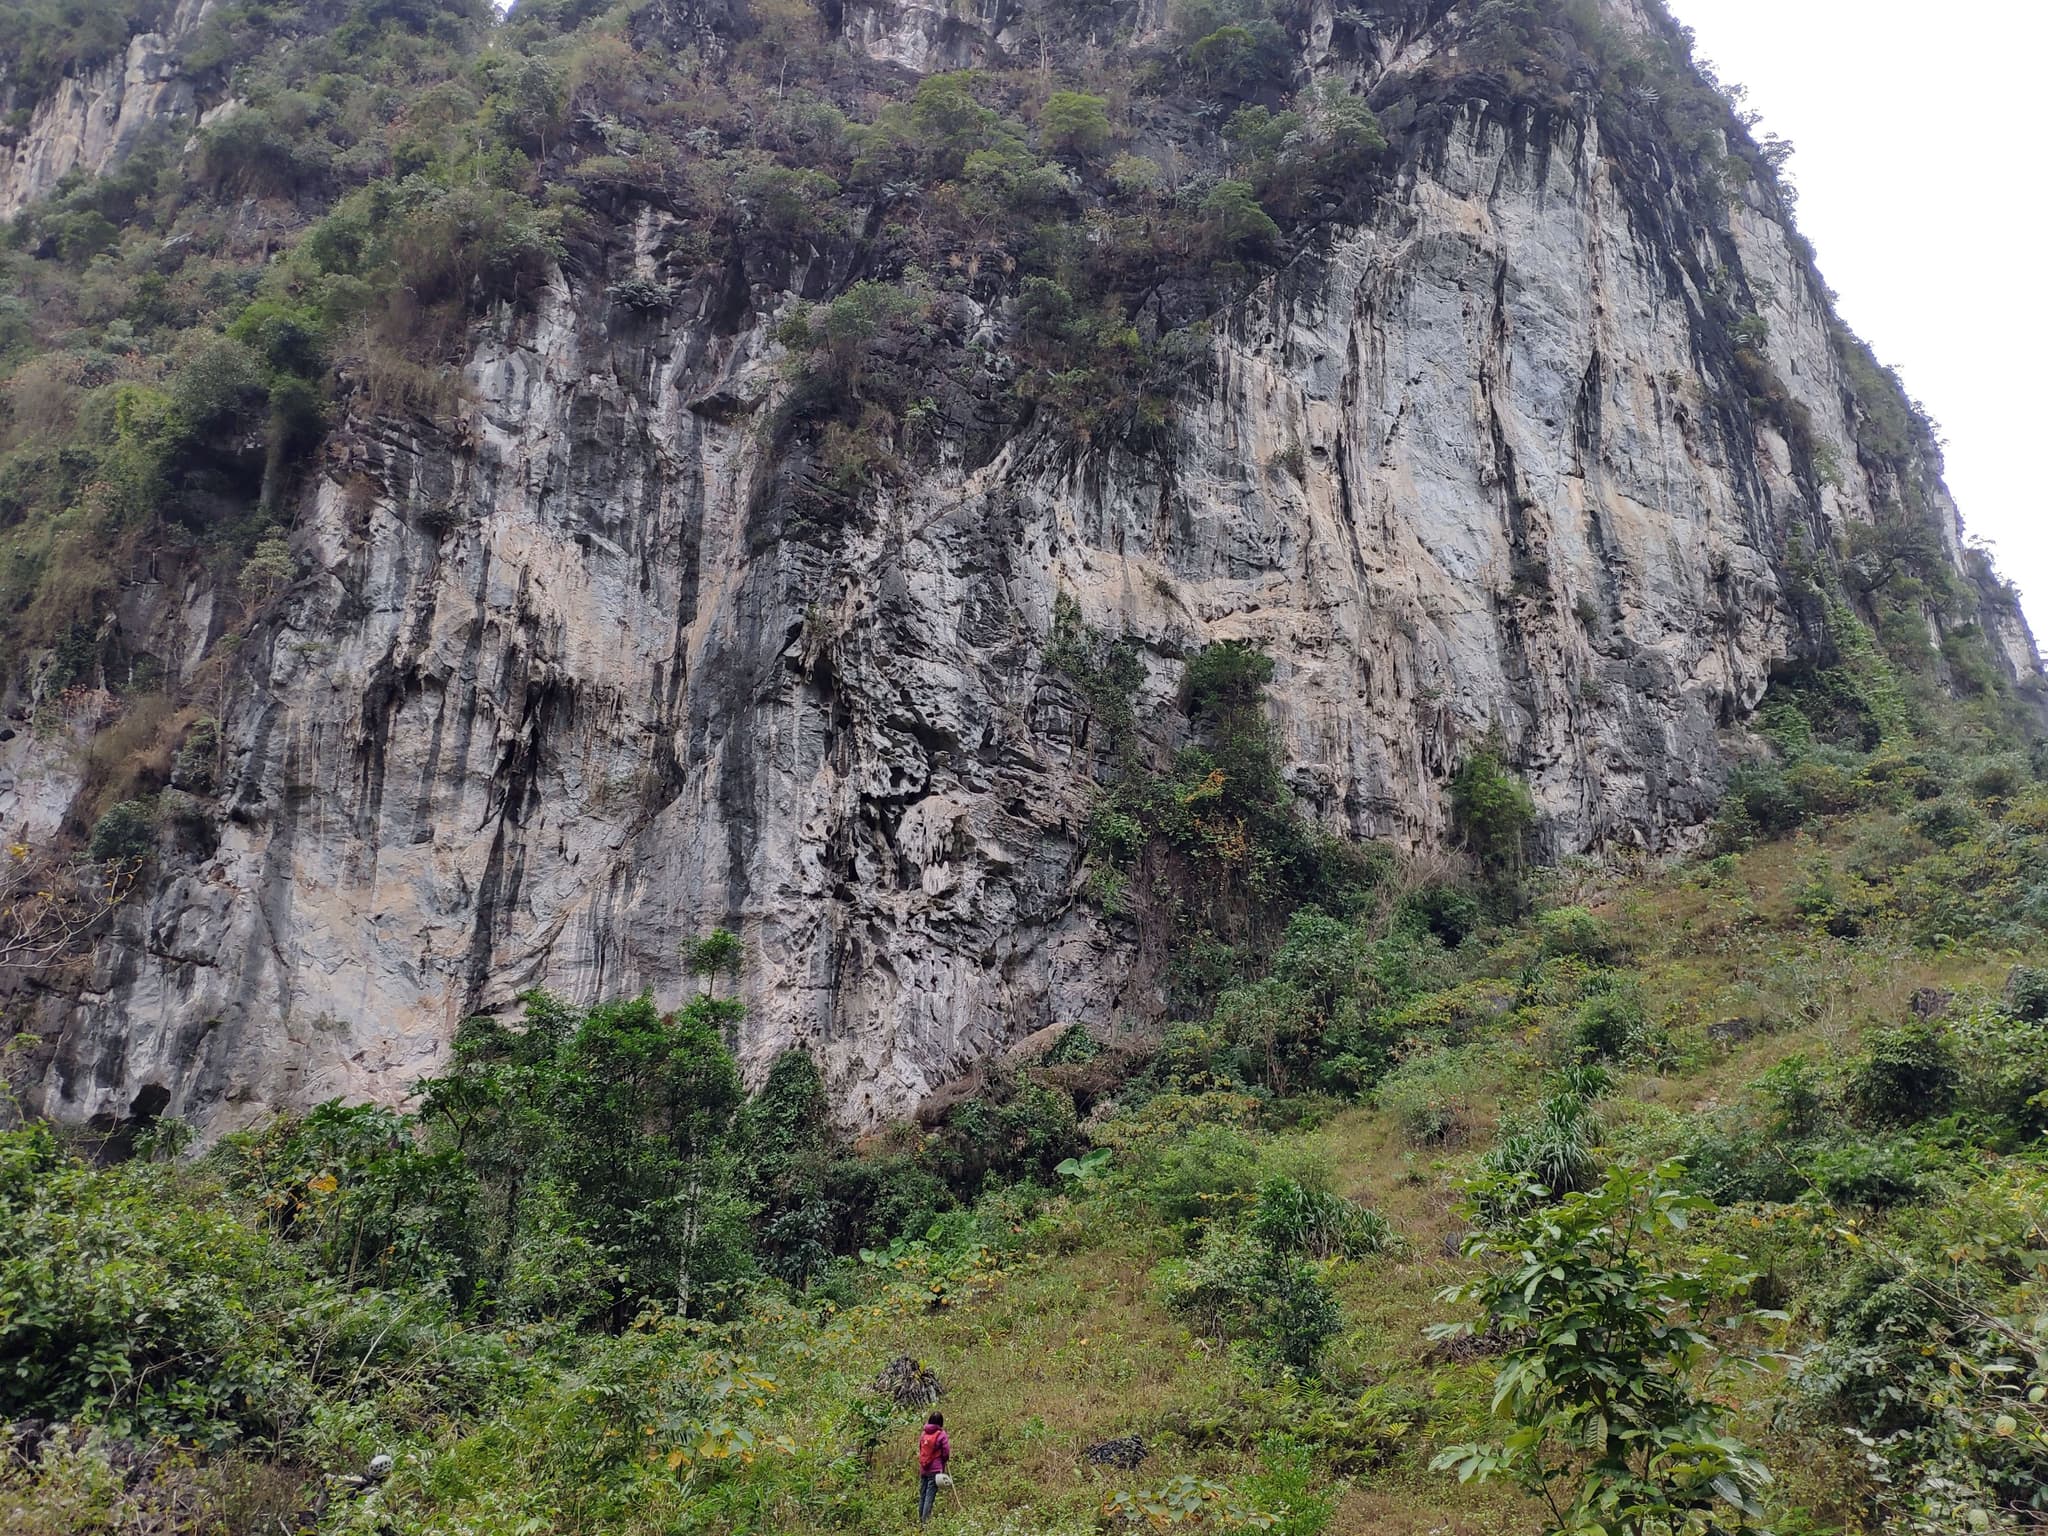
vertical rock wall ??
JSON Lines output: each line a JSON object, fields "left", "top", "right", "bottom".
{"left": 3, "top": 0, "right": 2039, "bottom": 1137}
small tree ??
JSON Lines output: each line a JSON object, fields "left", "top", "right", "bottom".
{"left": 1038, "top": 90, "right": 1112, "bottom": 162}
{"left": 685, "top": 927, "right": 744, "bottom": 996}
{"left": 1197, "top": 179, "right": 1280, "bottom": 261}
{"left": 87, "top": 800, "right": 158, "bottom": 863}
{"left": 1450, "top": 741, "right": 1535, "bottom": 876}
{"left": 1430, "top": 1162, "right": 1776, "bottom": 1534}
{"left": 743, "top": 1048, "right": 835, "bottom": 1285}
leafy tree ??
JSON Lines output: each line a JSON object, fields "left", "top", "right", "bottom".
{"left": 1450, "top": 742, "right": 1535, "bottom": 876}
{"left": 534, "top": 993, "right": 751, "bottom": 1318}
{"left": 1224, "top": 105, "right": 1303, "bottom": 165}
{"left": 218, "top": 1101, "right": 477, "bottom": 1294}
{"left": 1432, "top": 1162, "right": 1776, "bottom": 1534}
{"left": 0, "top": 0, "right": 168, "bottom": 97}
{"left": 420, "top": 990, "right": 753, "bottom": 1323}
{"left": 1197, "top": 179, "right": 1281, "bottom": 260}
{"left": 685, "top": 927, "right": 744, "bottom": 994}
{"left": 1038, "top": 91, "right": 1112, "bottom": 161}
{"left": 742, "top": 1048, "right": 835, "bottom": 1285}
{"left": 86, "top": 800, "right": 157, "bottom": 863}
{"left": 1183, "top": 20, "right": 1291, "bottom": 97}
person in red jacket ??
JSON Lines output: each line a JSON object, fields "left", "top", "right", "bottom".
{"left": 916, "top": 1411, "right": 950, "bottom": 1524}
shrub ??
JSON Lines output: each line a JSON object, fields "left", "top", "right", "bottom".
{"left": 1375, "top": 1049, "right": 1481, "bottom": 1145}
{"left": 1037, "top": 91, "right": 1111, "bottom": 161}
{"left": 1783, "top": 754, "right": 1864, "bottom": 816}
{"left": 1807, "top": 1136, "right": 1936, "bottom": 1209}
{"left": 237, "top": 537, "right": 296, "bottom": 604}
{"left": 1951, "top": 1008, "right": 2048, "bottom": 1143}
{"left": 1181, "top": 16, "right": 1292, "bottom": 97}
{"left": 1159, "top": 1225, "right": 1344, "bottom": 1372}
{"left": 1249, "top": 1176, "right": 1395, "bottom": 1260}
{"left": 1432, "top": 1164, "right": 1774, "bottom": 1533}
{"left": 1139, "top": 1123, "right": 1264, "bottom": 1228}
{"left": 1753, "top": 1054, "right": 1826, "bottom": 1138}
{"left": 1907, "top": 795, "right": 1982, "bottom": 849}
{"left": 1450, "top": 746, "right": 1534, "bottom": 873}
{"left": 1722, "top": 760, "right": 1807, "bottom": 836}
{"left": 1966, "top": 753, "right": 2030, "bottom": 801}
{"left": 1536, "top": 904, "right": 1610, "bottom": 961}
{"left": 1573, "top": 985, "right": 1647, "bottom": 1062}
{"left": 2005, "top": 964, "right": 2048, "bottom": 1022}
{"left": 1848, "top": 1020, "right": 1959, "bottom": 1124}
{"left": 1397, "top": 883, "right": 1483, "bottom": 945}
{"left": 1197, "top": 179, "right": 1281, "bottom": 260}
{"left": 86, "top": 799, "right": 157, "bottom": 862}
{"left": 935, "top": 1076, "right": 1083, "bottom": 1193}
{"left": 0, "top": 1124, "right": 304, "bottom": 1439}
{"left": 684, "top": 927, "right": 744, "bottom": 982}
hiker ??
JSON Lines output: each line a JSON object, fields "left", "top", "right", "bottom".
{"left": 916, "top": 1410, "right": 951, "bottom": 1524}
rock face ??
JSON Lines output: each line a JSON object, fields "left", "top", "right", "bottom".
{"left": 3, "top": 0, "right": 2040, "bottom": 1138}
{"left": 0, "top": 0, "right": 210, "bottom": 219}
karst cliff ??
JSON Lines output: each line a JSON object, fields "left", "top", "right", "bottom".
{"left": 0, "top": 0, "right": 2039, "bottom": 1140}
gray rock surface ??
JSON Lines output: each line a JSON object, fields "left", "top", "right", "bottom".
{"left": 2, "top": 1, "right": 2039, "bottom": 1138}
{"left": 0, "top": 0, "right": 211, "bottom": 219}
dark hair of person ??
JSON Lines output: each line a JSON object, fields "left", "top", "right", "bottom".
{"left": 927, "top": 1412, "right": 943, "bottom": 1427}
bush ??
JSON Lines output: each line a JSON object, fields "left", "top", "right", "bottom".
{"left": 1808, "top": 1136, "right": 1937, "bottom": 1209}
{"left": 1907, "top": 795, "right": 1982, "bottom": 848}
{"left": 1397, "top": 883, "right": 1483, "bottom": 946}
{"left": 1196, "top": 179, "right": 1281, "bottom": 259}
{"left": 1433, "top": 1164, "right": 1773, "bottom": 1533}
{"left": 1450, "top": 747, "right": 1534, "bottom": 873}
{"left": 86, "top": 799, "right": 157, "bottom": 862}
{"left": 1951, "top": 1008, "right": 2048, "bottom": 1143}
{"left": 1249, "top": 1176, "right": 1395, "bottom": 1260}
{"left": 1573, "top": 984, "right": 1647, "bottom": 1062}
{"left": 1375, "top": 1049, "right": 1482, "bottom": 1145}
{"left": 1536, "top": 905, "right": 1610, "bottom": 961}
{"left": 1966, "top": 754, "right": 2030, "bottom": 801}
{"left": 1848, "top": 1020, "right": 1959, "bottom": 1124}
{"left": 0, "top": 1124, "right": 303, "bottom": 1439}
{"left": 2005, "top": 964, "right": 2048, "bottom": 1022}
{"left": 1139, "top": 1123, "right": 1265, "bottom": 1228}
{"left": 938, "top": 1073, "right": 1084, "bottom": 1189}
{"left": 1159, "top": 1225, "right": 1343, "bottom": 1372}
{"left": 1753, "top": 1054, "right": 1826, "bottom": 1138}
{"left": 1722, "top": 760, "right": 1807, "bottom": 836}
{"left": 1037, "top": 91, "right": 1111, "bottom": 161}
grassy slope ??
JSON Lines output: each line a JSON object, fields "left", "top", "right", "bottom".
{"left": 5, "top": 772, "right": 2041, "bottom": 1536}
{"left": 427, "top": 803, "right": 2030, "bottom": 1535}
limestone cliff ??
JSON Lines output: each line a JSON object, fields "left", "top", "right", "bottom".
{"left": 0, "top": 0, "right": 211, "bottom": 219}
{"left": 1, "top": 0, "right": 2039, "bottom": 1138}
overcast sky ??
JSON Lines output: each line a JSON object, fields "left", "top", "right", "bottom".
{"left": 1662, "top": 0, "right": 2047, "bottom": 646}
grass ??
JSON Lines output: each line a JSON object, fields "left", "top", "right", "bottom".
{"left": 382, "top": 792, "right": 2042, "bottom": 1534}
{"left": 6, "top": 775, "right": 2043, "bottom": 1534}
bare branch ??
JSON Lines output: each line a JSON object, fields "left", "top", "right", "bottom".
{"left": 0, "top": 843, "right": 140, "bottom": 971}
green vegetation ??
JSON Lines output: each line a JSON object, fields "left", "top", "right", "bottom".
{"left": 8, "top": 606, "right": 2047, "bottom": 1532}
{"left": 2, "top": 1, "right": 2047, "bottom": 1533}
{"left": 1432, "top": 1164, "right": 1774, "bottom": 1534}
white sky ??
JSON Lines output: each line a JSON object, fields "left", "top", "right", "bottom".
{"left": 1663, "top": 0, "right": 2047, "bottom": 646}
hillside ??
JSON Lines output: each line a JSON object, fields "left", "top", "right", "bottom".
{"left": 1, "top": 0, "right": 2046, "bottom": 1532}
{"left": 5, "top": 673, "right": 2048, "bottom": 1533}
